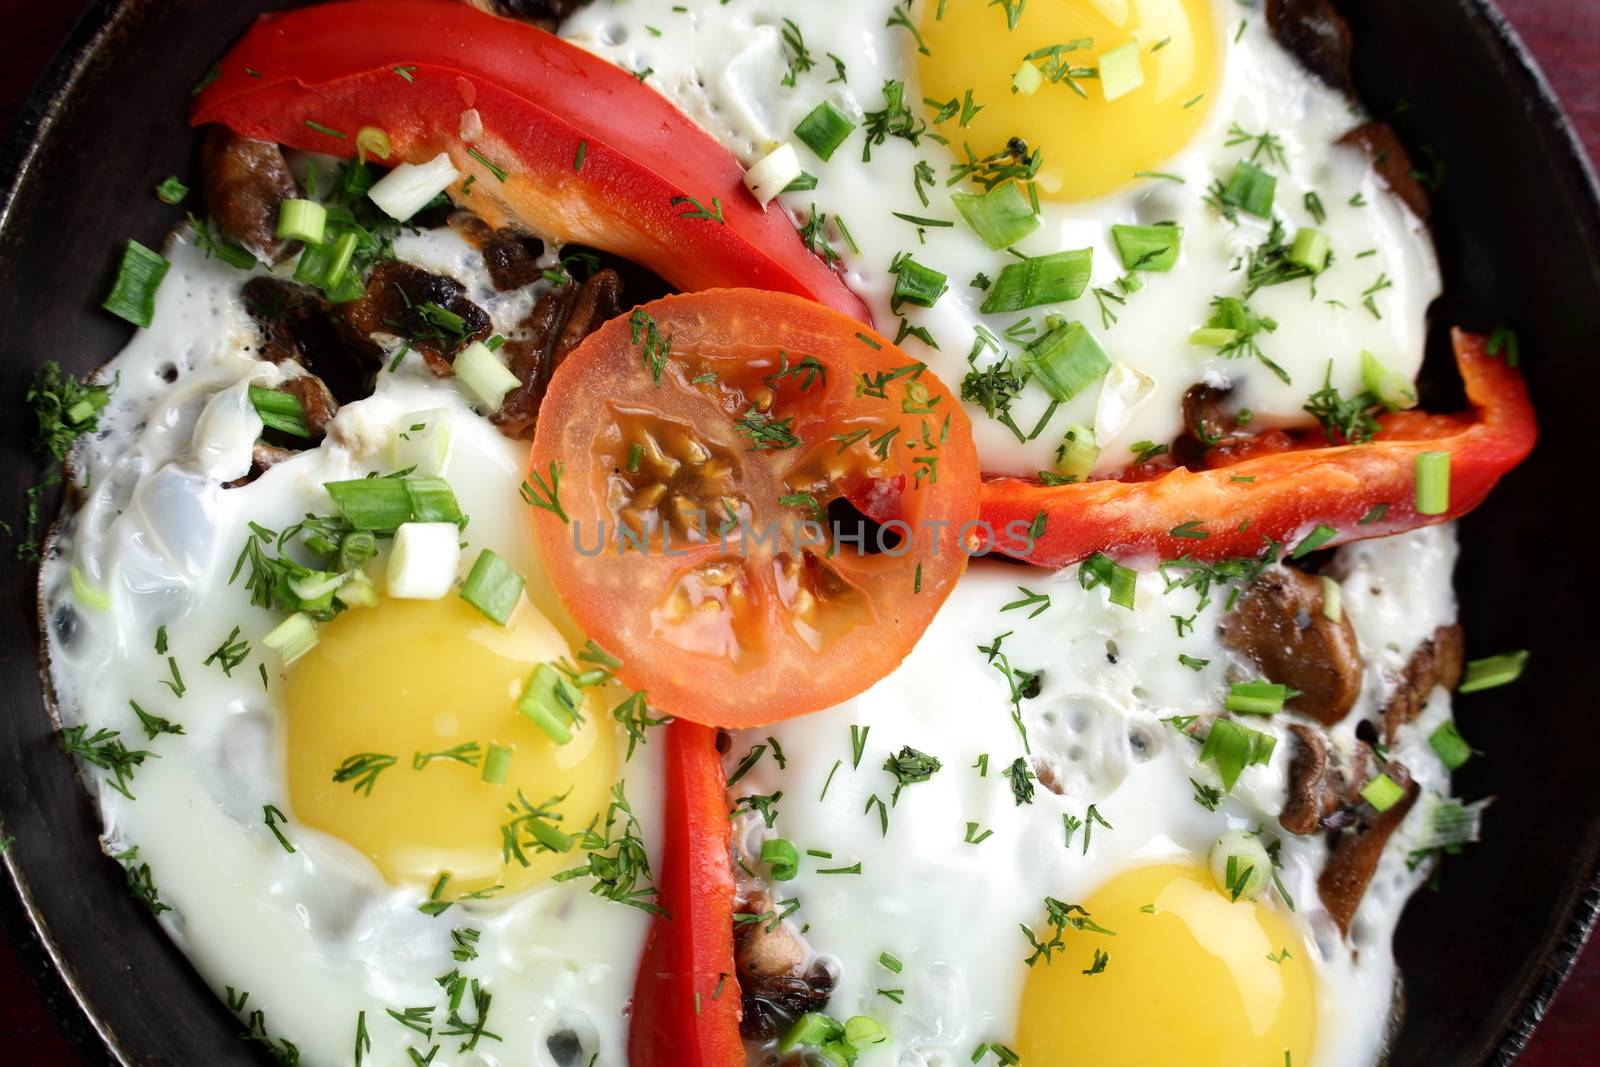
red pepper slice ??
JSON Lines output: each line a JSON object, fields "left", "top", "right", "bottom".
{"left": 629, "top": 722, "right": 742, "bottom": 1066}
{"left": 980, "top": 330, "right": 1536, "bottom": 567}
{"left": 189, "top": 0, "right": 868, "bottom": 323}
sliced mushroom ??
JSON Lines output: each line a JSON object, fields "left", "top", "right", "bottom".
{"left": 1339, "top": 121, "right": 1432, "bottom": 222}
{"left": 1220, "top": 567, "right": 1364, "bottom": 726}
{"left": 1266, "top": 0, "right": 1355, "bottom": 95}
{"left": 1381, "top": 624, "right": 1465, "bottom": 744}
{"left": 243, "top": 277, "right": 377, "bottom": 405}
{"left": 447, "top": 211, "right": 548, "bottom": 292}
{"left": 1318, "top": 763, "right": 1421, "bottom": 933}
{"left": 735, "top": 896, "right": 833, "bottom": 1042}
{"left": 222, "top": 442, "right": 298, "bottom": 489}
{"left": 279, "top": 375, "right": 340, "bottom": 440}
{"left": 1279, "top": 724, "right": 1377, "bottom": 835}
{"left": 491, "top": 268, "right": 624, "bottom": 438}
{"left": 200, "top": 127, "right": 301, "bottom": 263}
{"left": 337, "top": 260, "right": 492, "bottom": 374}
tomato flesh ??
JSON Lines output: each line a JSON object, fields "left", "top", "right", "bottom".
{"left": 530, "top": 290, "right": 980, "bottom": 727}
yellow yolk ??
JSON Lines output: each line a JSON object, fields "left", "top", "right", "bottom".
{"left": 285, "top": 595, "right": 615, "bottom": 896}
{"left": 1016, "top": 864, "right": 1316, "bottom": 1066}
{"left": 919, "top": 0, "right": 1219, "bottom": 201}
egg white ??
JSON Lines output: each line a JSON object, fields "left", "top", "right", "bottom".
{"left": 42, "top": 228, "right": 663, "bottom": 1067}
{"left": 725, "top": 525, "right": 1460, "bottom": 1067}
{"left": 564, "top": 0, "right": 1440, "bottom": 476}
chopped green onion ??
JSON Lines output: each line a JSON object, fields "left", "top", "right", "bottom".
{"left": 386, "top": 521, "right": 461, "bottom": 600}
{"left": 1207, "top": 829, "right": 1271, "bottom": 901}
{"left": 794, "top": 101, "right": 855, "bottom": 162}
{"left": 1054, "top": 424, "right": 1099, "bottom": 479}
{"left": 1226, "top": 681, "right": 1291, "bottom": 716}
{"left": 406, "top": 477, "right": 463, "bottom": 524}
{"left": 1099, "top": 42, "right": 1145, "bottom": 101}
{"left": 368, "top": 152, "right": 461, "bottom": 221}
{"left": 890, "top": 256, "right": 948, "bottom": 311}
{"left": 1079, "top": 551, "right": 1136, "bottom": 610}
{"left": 517, "top": 663, "right": 582, "bottom": 744}
{"left": 248, "top": 386, "right": 310, "bottom": 438}
{"left": 1414, "top": 451, "right": 1451, "bottom": 515}
{"left": 1188, "top": 326, "right": 1240, "bottom": 348}
{"left": 454, "top": 339, "right": 522, "bottom": 411}
{"left": 1011, "top": 60, "right": 1044, "bottom": 96}
{"left": 1200, "top": 718, "right": 1276, "bottom": 791}
{"left": 323, "top": 477, "right": 462, "bottom": 532}
{"left": 481, "top": 742, "right": 513, "bottom": 785}
{"left": 460, "top": 549, "right": 525, "bottom": 626}
{"left": 1458, "top": 650, "right": 1529, "bottom": 693}
{"left": 102, "top": 240, "right": 170, "bottom": 328}
{"left": 1290, "top": 523, "right": 1338, "bottom": 559}
{"left": 1360, "top": 350, "right": 1417, "bottom": 411}
{"left": 70, "top": 566, "right": 111, "bottom": 611}
{"left": 354, "top": 125, "right": 392, "bottom": 163}
{"left": 1360, "top": 773, "right": 1405, "bottom": 812}
{"left": 1289, "top": 228, "right": 1331, "bottom": 272}
{"left": 1022, "top": 320, "right": 1110, "bottom": 401}
{"left": 952, "top": 183, "right": 1039, "bottom": 249}
{"left": 843, "top": 1016, "right": 889, "bottom": 1048}
{"left": 980, "top": 249, "right": 1094, "bottom": 313}
{"left": 335, "top": 572, "right": 379, "bottom": 608}
{"left": 1320, "top": 575, "right": 1342, "bottom": 622}
{"left": 293, "top": 230, "right": 357, "bottom": 290}
{"left": 760, "top": 838, "right": 800, "bottom": 881}
{"left": 286, "top": 570, "right": 346, "bottom": 605}
{"left": 1111, "top": 224, "right": 1182, "bottom": 272}
{"left": 263, "top": 612, "right": 318, "bottom": 665}
{"left": 1417, "top": 795, "right": 1489, "bottom": 849}
{"left": 779, "top": 1013, "right": 844, "bottom": 1054}
{"left": 1220, "top": 161, "right": 1276, "bottom": 218}
{"left": 154, "top": 176, "right": 189, "bottom": 205}
{"left": 1428, "top": 721, "right": 1474, "bottom": 770}
{"left": 275, "top": 199, "right": 327, "bottom": 244}
{"left": 744, "top": 142, "right": 803, "bottom": 207}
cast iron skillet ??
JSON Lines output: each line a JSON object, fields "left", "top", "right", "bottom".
{"left": 1, "top": 1, "right": 1597, "bottom": 1063}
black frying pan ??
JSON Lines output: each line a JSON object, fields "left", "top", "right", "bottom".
{"left": 2, "top": 1, "right": 1598, "bottom": 1063}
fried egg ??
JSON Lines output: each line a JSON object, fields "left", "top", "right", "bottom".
{"left": 42, "top": 226, "right": 663, "bottom": 1066}
{"left": 723, "top": 524, "right": 1461, "bottom": 1067}
{"left": 564, "top": 0, "right": 1439, "bottom": 475}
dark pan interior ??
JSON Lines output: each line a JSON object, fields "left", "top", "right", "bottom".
{"left": 3, "top": 1, "right": 1598, "bottom": 1064}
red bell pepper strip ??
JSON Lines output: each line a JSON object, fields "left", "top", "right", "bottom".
{"left": 629, "top": 722, "right": 743, "bottom": 1067}
{"left": 980, "top": 329, "right": 1536, "bottom": 567}
{"left": 189, "top": 0, "right": 868, "bottom": 324}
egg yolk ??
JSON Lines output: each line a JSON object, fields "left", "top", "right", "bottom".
{"left": 919, "top": 0, "right": 1219, "bottom": 201}
{"left": 1016, "top": 864, "right": 1316, "bottom": 1066}
{"left": 285, "top": 595, "right": 615, "bottom": 896}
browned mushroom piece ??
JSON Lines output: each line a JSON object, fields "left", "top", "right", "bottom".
{"left": 446, "top": 211, "right": 548, "bottom": 291}
{"left": 1170, "top": 382, "right": 1252, "bottom": 466}
{"left": 278, "top": 375, "right": 340, "bottom": 440}
{"left": 223, "top": 442, "right": 298, "bottom": 489}
{"left": 1266, "top": 0, "right": 1356, "bottom": 95}
{"left": 1318, "top": 764, "right": 1421, "bottom": 933}
{"left": 735, "top": 896, "right": 833, "bottom": 1042}
{"left": 492, "top": 268, "right": 624, "bottom": 438}
{"left": 337, "top": 260, "right": 492, "bottom": 375}
{"left": 1380, "top": 623, "right": 1465, "bottom": 744}
{"left": 1279, "top": 724, "right": 1379, "bottom": 835}
{"left": 243, "top": 277, "right": 378, "bottom": 405}
{"left": 200, "top": 127, "right": 301, "bottom": 264}
{"left": 1339, "top": 121, "right": 1432, "bottom": 222}
{"left": 1220, "top": 567, "right": 1365, "bottom": 726}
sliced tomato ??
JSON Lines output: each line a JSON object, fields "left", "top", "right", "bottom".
{"left": 528, "top": 289, "right": 980, "bottom": 727}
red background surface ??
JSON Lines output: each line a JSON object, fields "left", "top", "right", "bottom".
{"left": 2, "top": 1, "right": 1598, "bottom": 1063}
